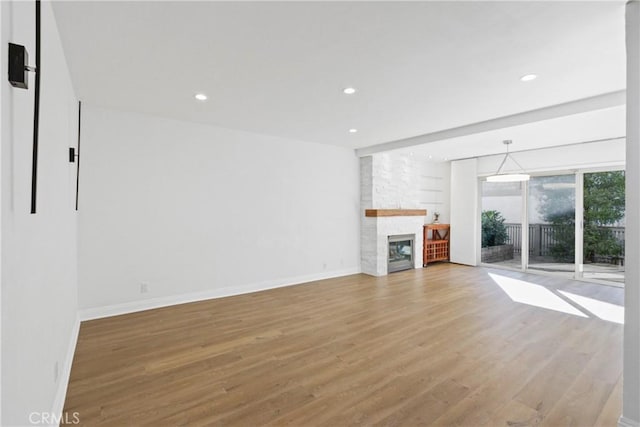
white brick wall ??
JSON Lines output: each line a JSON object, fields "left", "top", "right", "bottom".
{"left": 371, "top": 153, "right": 450, "bottom": 221}
{"left": 360, "top": 157, "right": 373, "bottom": 209}
{"left": 360, "top": 152, "right": 450, "bottom": 276}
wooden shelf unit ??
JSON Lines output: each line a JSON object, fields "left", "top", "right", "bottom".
{"left": 423, "top": 224, "right": 450, "bottom": 266}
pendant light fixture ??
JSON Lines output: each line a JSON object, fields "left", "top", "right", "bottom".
{"left": 486, "top": 140, "right": 530, "bottom": 182}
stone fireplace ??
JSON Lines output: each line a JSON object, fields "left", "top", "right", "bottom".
{"left": 361, "top": 209, "right": 426, "bottom": 276}
{"left": 359, "top": 153, "right": 448, "bottom": 276}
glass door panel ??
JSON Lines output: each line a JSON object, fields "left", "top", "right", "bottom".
{"left": 582, "top": 171, "right": 625, "bottom": 284}
{"left": 527, "top": 175, "right": 576, "bottom": 275}
{"left": 481, "top": 181, "right": 523, "bottom": 268}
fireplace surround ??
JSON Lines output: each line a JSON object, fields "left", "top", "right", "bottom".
{"left": 361, "top": 210, "right": 425, "bottom": 276}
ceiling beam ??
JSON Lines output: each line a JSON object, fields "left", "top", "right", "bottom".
{"left": 355, "top": 90, "right": 626, "bottom": 157}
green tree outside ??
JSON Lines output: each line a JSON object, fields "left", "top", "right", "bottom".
{"left": 537, "top": 171, "right": 625, "bottom": 263}
{"left": 481, "top": 210, "right": 509, "bottom": 248}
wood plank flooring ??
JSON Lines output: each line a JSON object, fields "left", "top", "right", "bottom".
{"left": 64, "top": 264, "right": 623, "bottom": 426}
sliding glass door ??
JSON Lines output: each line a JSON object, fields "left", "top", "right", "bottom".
{"left": 527, "top": 175, "right": 576, "bottom": 275}
{"left": 480, "top": 181, "right": 523, "bottom": 269}
{"left": 581, "top": 171, "right": 625, "bottom": 284}
{"left": 480, "top": 170, "right": 625, "bottom": 286}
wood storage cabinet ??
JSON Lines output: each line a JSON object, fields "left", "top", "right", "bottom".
{"left": 423, "top": 224, "right": 450, "bottom": 266}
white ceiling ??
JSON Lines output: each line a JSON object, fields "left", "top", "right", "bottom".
{"left": 396, "top": 104, "right": 626, "bottom": 161}
{"left": 52, "top": 1, "right": 626, "bottom": 157}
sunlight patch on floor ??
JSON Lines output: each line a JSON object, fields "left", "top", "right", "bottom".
{"left": 558, "top": 290, "right": 624, "bottom": 324}
{"left": 488, "top": 273, "right": 588, "bottom": 318}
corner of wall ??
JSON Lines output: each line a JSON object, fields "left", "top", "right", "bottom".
{"left": 51, "top": 314, "right": 80, "bottom": 422}
{"left": 1, "top": 1, "right": 80, "bottom": 424}
{"left": 618, "top": 416, "right": 640, "bottom": 427}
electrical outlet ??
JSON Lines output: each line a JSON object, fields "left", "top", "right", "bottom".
{"left": 140, "top": 282, "right": 149, "bottom": 293}
{"left": 322, "top": 262, "right": 327, "bottom": 270}
{"left": 54, "top": 361, "right": 59, "bottom": 383}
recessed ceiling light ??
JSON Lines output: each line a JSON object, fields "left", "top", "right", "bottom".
{"left": 428, "top": 155, "right": 432, "bottom": 159}
{"left": 343, "top": 87, "right": 357, "bottom": 95}
{"left": 520, "top": 74, "right": 537, "bottom": 82}
{"left": 349, "top": 128, "right": 358, "bottom": 133}
{"left": 195, "top": 93, "right": 208, "bottom": 101}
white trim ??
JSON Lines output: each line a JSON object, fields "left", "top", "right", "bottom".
{"left": 79, "top": 267, "right": 361, "bottom": 321}
{"left": 51, "top": 313, "right": 81, "bottom": 425}
{"left": 619, "top": 416, "right": 640, "bottom": 427}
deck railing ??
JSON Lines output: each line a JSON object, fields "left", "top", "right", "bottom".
{"left": 504, "top": 223, "right": 625, "bottom": 259}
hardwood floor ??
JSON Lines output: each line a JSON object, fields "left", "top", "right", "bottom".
{"left": 64, "top": 264, "right": 623, "bottom": 426}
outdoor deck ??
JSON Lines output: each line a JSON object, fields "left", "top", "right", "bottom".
{"left": 481, "top": 223, "right": 625, "bottom": 285}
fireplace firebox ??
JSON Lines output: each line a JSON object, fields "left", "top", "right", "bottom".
{"left": 388, "top": 234, "right": 414, "bottom": 273}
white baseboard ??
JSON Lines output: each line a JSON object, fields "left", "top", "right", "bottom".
{"left": 79, "top": 267, "right": 361, "bottom": 321}
{"left": 620, "top": 416, "right": 640, "bottom": 427}
{"left": 51, "top": 313, "right": 81, "bottom": 425}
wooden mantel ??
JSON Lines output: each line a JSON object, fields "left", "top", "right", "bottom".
{"left": 365, "top": 209, "right": 427, "bottom": 217}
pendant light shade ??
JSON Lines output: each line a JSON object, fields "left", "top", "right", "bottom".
{"left": 487, "top": 173, "right": 530, "bottom": 182}
{"left": 486, "top": 140, "right": 530, "bottom": 182}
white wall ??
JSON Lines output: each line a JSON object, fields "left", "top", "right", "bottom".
{"left": 364, "top": 152, "right": 450, "bottom": 223}
{"left": 1, "top": 1, "right": 79, "bottom": 425}
{"left": 450, "top": 158, "right": 478, "bottom": 266}
{"left": 78, "top": 106, "right": 360, "bottom": 313}
{"left": 623, "top": 3, "right": 640, "bottom": 425}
